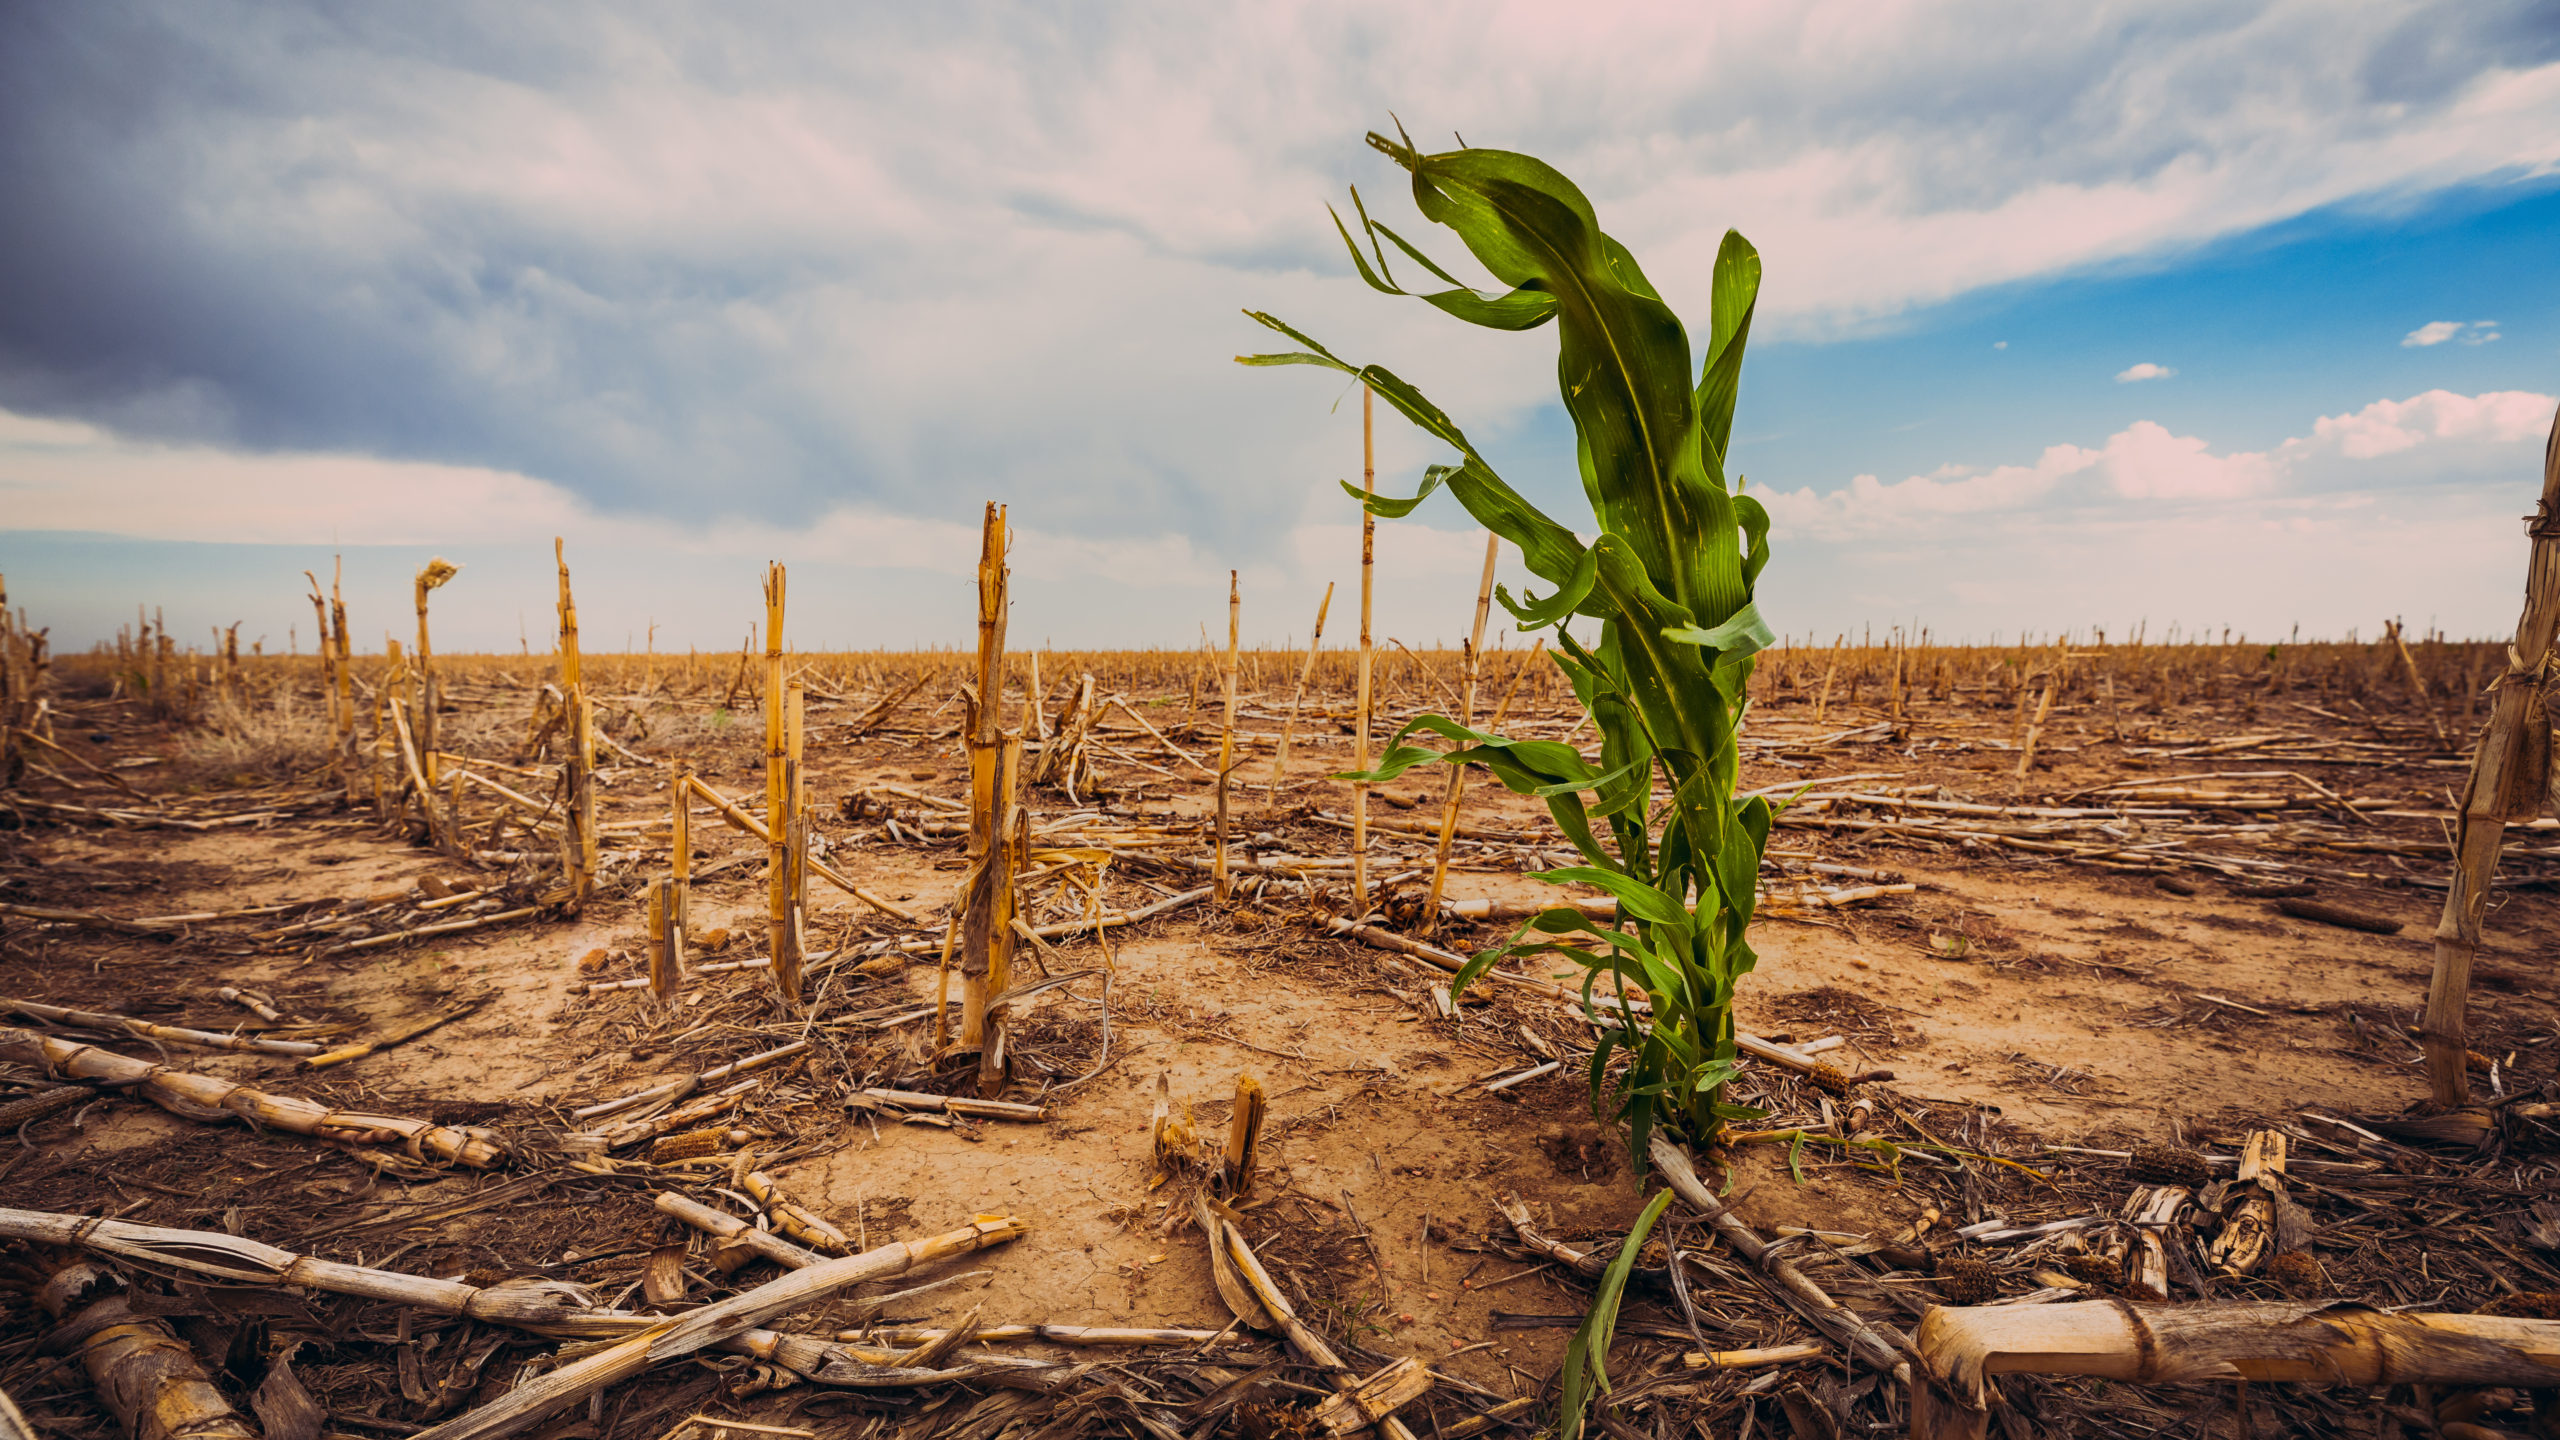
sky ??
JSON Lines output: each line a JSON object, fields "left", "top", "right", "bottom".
{"left": 3, "top": 1, "right": 2558, "bottom": 656}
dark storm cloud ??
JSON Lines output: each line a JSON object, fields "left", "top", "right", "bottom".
{"left": 0, "top": 4, "right": 1304, "bottom": 535}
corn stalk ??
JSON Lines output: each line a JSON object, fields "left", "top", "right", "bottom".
{"left": 1241, "top": 127, "right": 1773, "bottom": 1161}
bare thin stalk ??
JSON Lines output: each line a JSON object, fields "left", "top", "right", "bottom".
{"left": 1214, "top": 570, "right": 1241, "bottom": 901}
{"left": 1354, "top": 384, "right": 1376, "bottom": 913}
{"left": 553, "top": 540, "right": 595, "bottom": 911}
{"left": 1270, "top": 583, "right": 1335, "bottom": 798}
{"left": 1423, "top": 534, "right": 1500, "bottom": 930}
{"left": 762, "top": 563, "right": 797, "bottom": 1007}
{"left": 958, "top": 504, "right": 1017, "bottom": 1075}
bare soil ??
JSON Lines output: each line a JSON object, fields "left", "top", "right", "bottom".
{"left": 4, "top": 668, "right": 2556, "bottom": 1439}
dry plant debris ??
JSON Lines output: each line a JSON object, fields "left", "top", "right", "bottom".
{"left": 3, "top": 549, "right": 2558, "bottom": 1438}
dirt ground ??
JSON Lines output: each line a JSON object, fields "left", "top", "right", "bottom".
{"left": 4, "top": 659, "right": 2557, "bottom": 1438}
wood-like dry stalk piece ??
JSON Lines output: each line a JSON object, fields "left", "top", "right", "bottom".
{"left": 2424, "top": 404, "right": 2560, "bottom": 1103}
{"left": 1910, "top": 1301, "right": 2560, "bottom": 1440}
{"left": 406, "top": 1215, "right": 1030, "bottom": 1440}
{"left": 1, "top": 996, "right": 321, "bottom": 1057}
{"left": 1222, "top": 1073, "right": 1265, "bottom": 1197}
{"left": 0, "top": 1028, "right": 504, "bottom": 1167}
{"left": 29, "top": 1258, "right": 258, "bottom": 1440}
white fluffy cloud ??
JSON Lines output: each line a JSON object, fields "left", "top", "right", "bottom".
{"left": 1760, "top": 484, "right": 2542, "bottom": 645}
{"left": 2304, "top": 386, "right": 2551, "bottom": 458}
{"left": 2402, "top": 319, "right": 2503, "bottom": 346}
{"left": 1756, "top": 388, "right": 2555, "bottom": 541}
{"left": 2114, "top": 362, "right": 2177, "bottom": 383}
{"left": 1751, "top": 388, "right": 2557, "bottom": 640}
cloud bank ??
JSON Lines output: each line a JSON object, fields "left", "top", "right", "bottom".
{"left": 1757, "top": 388, "right": 2555, "bottom": 541}
{"left": 1742, "top": 386, "right": 2556, "bottom": 642}
{"left": 8, "top": 385, "right": 2551, "bottom": 653}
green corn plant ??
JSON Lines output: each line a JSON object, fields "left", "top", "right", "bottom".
{"left": 1555, "top": 1188, "right": 1671, "bottom": 1440}
{"left": 1238, "top": 126, "right": 1774, "bottom": 1165}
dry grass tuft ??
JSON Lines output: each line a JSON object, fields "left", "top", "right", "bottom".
{"left": 173, "top": 689, "right": 333, "bottom": 786}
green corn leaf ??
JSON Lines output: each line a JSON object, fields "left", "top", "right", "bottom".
{"left": 1500, "top": 931, "right": 1650, "bottom": 999}
{"left": 1340, "top": 713, "right": 1638, "bottom": 875}
{"left": 1696, "top": 230, "right": 1762, "bottom": 475}
{"left": 1532, "top": 788, "right": 1627, "bottom": 876}
{"left": 1556, "top": 1188, "right": 1670, "bottom": 1440}
{"left": 1339, "top": 463, "right": 1449, "bottom": 519}
{"left": 1372, "top": 213, "right": 1546, "bottom": 307}
{"left": 1714, "top": 795, "right": 1775, "bottom": 929}
{"left": 1360, "top": 185, "right": 1460, "bottom": 285}
{"left": 1545, "top": 932, "right": 1684, "bottom": 1023}
{"left": 1496, "top": 546, "right": 1599, "bottom": 630}
{"left": 1652, "top": 1027, "right": 1709, "bottom": 1076}
{"left": 1239, "top": 320, "right": 1590, "bottom": 591}
{"left": 1444, "top": 938, "right": 1514, "bottom": 1002}
{"left": 1331, "top": 189, "right": 1563, "bottom": 331}
{"left": 1550, "top": 628, "right": 1662, "bottom": 833}
{"left": 1328, "top": 200, "right": 1409, "bottom": 299}
{"left": 1342, "top": 714, "right": 1588, "bottom": 783}
{"left": 1663, "top": 600, "right": 1773, "bottom": 661}
{"left": 1416, "top": 282, "right": 1567, "bottom": 331}
{"left": 1434, "top": 460, "right": 1597, "bottom": 593}
{"left": 1367, "top": 132, "right": 1738, "bottom": 628}
{"left": 1599, "top": 232, "right": 1669, "bottom": 304}
{"left": 1518, "top": 910, "right": 1663, "bottom": 963}
{"left": 1584, "top": 539, "right": 1728, "bottom": 819}
{"left": 1586, "top": 1028, "right": 1629, "bottom": 1128}
{"left": 1231, "top": 350, "right": 1338, "bottom": 370}
{"left": 1535, "top": 866, "right": 1688, "bottom": 933}
{"left": 1526, "top": 757, "right": 1645, "bottom": 805}
{"left": 1457, "top": 914, "right": 1657, "bottom": 1008}
{"left": 1737, "top": 493, "right": 1773, "bottom": 589}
